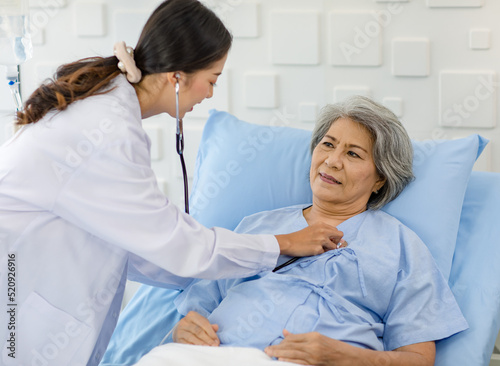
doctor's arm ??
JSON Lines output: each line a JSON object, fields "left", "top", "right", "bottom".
{"left": 264, "top": 331, "right": 435, "bottom": 366}
{"left": 53, "top": 141, "right": 343, "bottom": 281}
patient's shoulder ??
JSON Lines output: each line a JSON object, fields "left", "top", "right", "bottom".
{"left": 366, "top": 209, "right": 418, "bottom": 236}
{"left": 234, "top": 203, "right": 311, "bottom": 235}
{"left": 360, "top": 210, "right": 429, "bottom": 255}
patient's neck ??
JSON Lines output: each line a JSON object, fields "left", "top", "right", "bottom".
{"left": 303, "top": 202, "right": 366, "bottom": 228}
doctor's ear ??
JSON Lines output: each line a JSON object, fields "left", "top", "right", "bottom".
{"left": 164, "top": 72, "right": 183, "bottom": 86}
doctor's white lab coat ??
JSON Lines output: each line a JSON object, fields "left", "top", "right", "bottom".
{"left": 0, "top": 75, "right": 279, "bottom": 366}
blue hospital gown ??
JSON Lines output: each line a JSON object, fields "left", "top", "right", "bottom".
{"left": 174, "top": 205, "right": 468, "bottom": 351}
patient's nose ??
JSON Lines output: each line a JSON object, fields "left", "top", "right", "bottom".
{"left": 325, "top": 152, "right": 343, "bottom": 170}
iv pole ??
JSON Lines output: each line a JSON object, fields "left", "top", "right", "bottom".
{"left": 1, "top": 0, "right": 31, "bottom": 133}
{"left": 7, "top": 65, "right": 23, "bottom": 112}
{"left": 4, "top": 65, "right": 23, "bottom": 136}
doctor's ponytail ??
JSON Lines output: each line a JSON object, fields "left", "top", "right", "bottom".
{"left": 16, "top": 0, "right": 232, "bottom": 125}
{"left": 16, "top": 58, "right": 120, "bottom": 125}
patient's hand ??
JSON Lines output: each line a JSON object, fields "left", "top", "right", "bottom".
{"left": 173, "top": 311, "right": 220, "bottom": 347}
{"left": 265, "top": 330, "right": 435, "bottom": 366}
{"left": 264, "top": 330, "right": 345, "bottom": 365}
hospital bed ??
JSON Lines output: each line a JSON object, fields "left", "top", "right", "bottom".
{"left": 101, "top": 110, "right": 500, "bottom": 366}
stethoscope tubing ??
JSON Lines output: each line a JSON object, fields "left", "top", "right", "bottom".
{"left": 175, "top": 80, "right": 189, "bottom": 214}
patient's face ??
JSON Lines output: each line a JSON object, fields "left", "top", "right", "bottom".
{"left": 310, "top": 118, "right": 385, "bottom": 212}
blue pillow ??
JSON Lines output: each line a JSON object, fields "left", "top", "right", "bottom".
{"left": 190, "top": 110, "right": 487, "bottom": 279}
{"left": 436, "top": 171, "right": 500, "bottom": 366}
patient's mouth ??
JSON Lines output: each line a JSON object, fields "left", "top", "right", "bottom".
{"left": 320, "top": 173, "right": 341, "bottom": 184}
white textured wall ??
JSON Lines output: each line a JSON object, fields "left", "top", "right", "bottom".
{"left": 1, "top": 0, "right": 499, "bottom": 208}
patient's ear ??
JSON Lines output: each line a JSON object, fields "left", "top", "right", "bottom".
{"left": 374, "top": 176, "right": 386, "bottom": 193}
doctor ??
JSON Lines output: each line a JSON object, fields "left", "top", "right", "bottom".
{"left": 0, "top": 0, "right": 343, "bottom": 365}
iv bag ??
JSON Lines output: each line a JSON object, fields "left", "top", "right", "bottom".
{"left": 0, "top": 0, "right": 32, "bottom": 66}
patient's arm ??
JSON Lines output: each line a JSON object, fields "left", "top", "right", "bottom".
{"left": 264, "top": 330, "right": 435, "bottom": 366}
{"left": 172, "top": 311, "right": 220, "bottom": 347}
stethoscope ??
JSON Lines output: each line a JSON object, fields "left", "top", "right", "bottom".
{"left": 175, "top": 74, "right": 189, "bottom": 214}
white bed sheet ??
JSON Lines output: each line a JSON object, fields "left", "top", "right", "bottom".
{"left": 133, "top": 343, "right": 297, "bottom": 366}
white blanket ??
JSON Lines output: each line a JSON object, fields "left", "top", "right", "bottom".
{"left": 133, "top": 343, "right": 299, "bottom": 366}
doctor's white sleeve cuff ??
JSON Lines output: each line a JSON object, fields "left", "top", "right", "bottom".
{"left": 210, "top": 228, "right": 280, "bottom": 274}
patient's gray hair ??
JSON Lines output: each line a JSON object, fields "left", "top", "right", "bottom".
{"left": 310, "top": 95, "right": 414, "bottom": 210}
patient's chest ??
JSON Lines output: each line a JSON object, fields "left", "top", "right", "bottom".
{"left": 209, "top": 240, "right": 401, "bottom": 350}
{"left": 280, "top": 240, "right": 401, "bottom": 318}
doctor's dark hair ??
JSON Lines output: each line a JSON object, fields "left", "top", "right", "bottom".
{"left": 16, "top": 0, "right": 232, "bottom": 125}
{"left": 310, "top": 96, "right": 415, "bottom": 210}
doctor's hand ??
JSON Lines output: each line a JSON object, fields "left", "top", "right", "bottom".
{"left": 275, "top": 223, "right": 344, "bottom": 257}
{"left": 172, "top": 311, "right": 220, "bottom": 347}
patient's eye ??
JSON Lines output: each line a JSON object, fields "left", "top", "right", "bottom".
{"left": 348, "top": 151, "right": 360, "bottom": 158}
{"left": 322, "top": 141, "right": 334, "bottom": 148}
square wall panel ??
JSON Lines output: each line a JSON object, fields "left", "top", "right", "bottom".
{"left": 333, "top": 86, "right": 371, "bottom": 102}
{"left": 439, "top": 71, "right": 496, "bottom": 128}
{"left": 245, "top": 73, "right": 278, "bottom": 109}
{"left": 392, "top": 38, "right": 430, "bottom": 77}
{"left": 270, "top": 11, "right": 319, "bottom": 65}
{"left": 329, "top": 11, "right": 382, "bottom": 67}
{"left": 470, "top": 29, "right": 491, "bottom": 50}
{"left": 227, "top": 2, "right": 259, "bottom": 38}
{"left": 75, "top": 2, "right": 105, "bottom": 37}
{"left": 427, "top": 0, "right": 483, "bottom": 7}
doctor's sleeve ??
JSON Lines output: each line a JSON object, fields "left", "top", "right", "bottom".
{"left": 173, "top": 213, "right": 273, "bottom": 316}
{"left": 52, "top": 140, "right": 279, "bottom": 282}
{"left": 382, "top": 232, "right": 468, "bottom": 351}
{"left": 173, "top": 279, "right": 225, "bottom": 318}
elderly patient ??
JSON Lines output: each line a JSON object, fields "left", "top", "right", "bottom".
{"left": 167, "top": 96, "right": 467, "bottom": 365}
